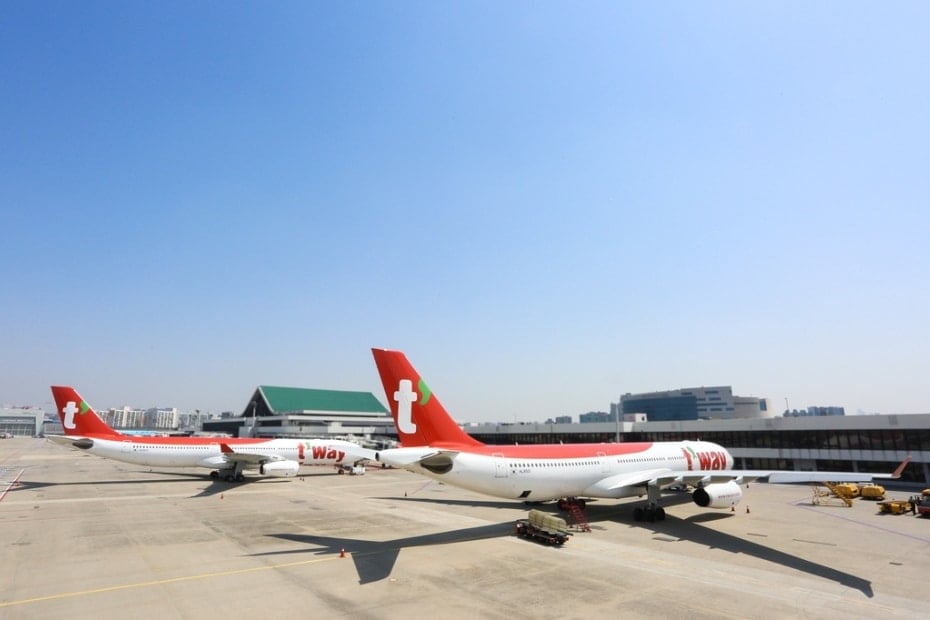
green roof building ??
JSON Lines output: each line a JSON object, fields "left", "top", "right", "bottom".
{"left": 202, "top": 385, "right": 394, "bottom": 446}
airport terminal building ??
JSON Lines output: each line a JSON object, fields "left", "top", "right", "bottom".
{"left": 4, "top": 383, "right": 927, "bottom": 484}
{"left": 201, "top": 385, "right": 394, "bottom": 447}
{"left": 464, "top": 413, "right": 930, "bottom": 486}
{"left": 0, "top": 407, "right": 44, "bottom": 437}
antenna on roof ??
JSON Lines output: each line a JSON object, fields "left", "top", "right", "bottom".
{"left": 249, "top": 401, "right": 257, "bottom": 438}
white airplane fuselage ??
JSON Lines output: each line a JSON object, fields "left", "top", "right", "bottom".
{"left": 378, "top": 440, "right": 734, "bottom": 502}
{"left": 53, "top": 436, "right": 359, "bottom": 470}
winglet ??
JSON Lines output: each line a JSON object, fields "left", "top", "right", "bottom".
{"left": 891, "top": 456, "right": 911, "bottom": 479}
{"left": 219, "top": 443, "right": 235, "bottom": 455}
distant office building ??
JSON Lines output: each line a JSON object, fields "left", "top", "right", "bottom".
{"left": 733, "top": 396, "right": 769, "bottom": 418}
{"left": 618, "top": 386, "right": 769, "bottom": 422}
{"left": 785, "top": 406, "right": 845, "bottom": 417}
{"left": 545, "top": 416, "right": 573, "bottom": 424}
{"left": 579, "top": 411, "right": 614, "bottom": 423}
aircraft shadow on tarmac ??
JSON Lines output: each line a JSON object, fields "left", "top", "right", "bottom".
{"left": 257, "top": 522, "right": 514, "bottom": 584}
{"left": 570, "top": 498, "right": 873, "bottom": 597}
{"left": 135, "top": 471, "right": 295, "bottom": 498}
{"left": 343, "top": 494, "right": 874, "bottom": 597}
{"left": 627, "top": 512, "right": 874, "bottom": 598}
{"left": 12, "top": 473, "right": 213, "bottom": 492}
{"left": 13, "top": 470, "right": 291, "bottom": 498}
{"left": 372, "top": 496, "right": 527, "bottom": 510}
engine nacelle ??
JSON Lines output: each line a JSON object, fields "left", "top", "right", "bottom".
{"left": 259, "top": 460, "right": 300, "bottom": 477}
{"left": 692, "top": 480, "right": 743, "bottom": 509}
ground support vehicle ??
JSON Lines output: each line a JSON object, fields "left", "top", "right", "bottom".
{"left": 515, "top": 509, "right": 571, "bottom": 546}
{"left": 859, "top": 484, "right": 886, "bottom": 500}
{"left": 878, "top": 499, "right": 912, "bottom": 515}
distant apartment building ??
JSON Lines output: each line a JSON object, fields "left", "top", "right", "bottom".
{"left": 616, "top": 386, "right": 769, "bottom": 422}
{"left": 101, "top": 406, "right": 145, "bottom": 429}
{"left": 99, "top": 406, "right": 179, "bottom": 430}
{"left": 145, "top": 407, "right": 179, "bottom": 429}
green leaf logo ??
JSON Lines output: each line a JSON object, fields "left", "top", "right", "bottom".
{"left": 418, "top": 379, "right": 432, "bottom": 405}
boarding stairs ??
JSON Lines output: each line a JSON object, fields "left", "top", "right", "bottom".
{"left": 565, "top": 502, "right": 592, "bottom": 532}
{"left": 810, "top": 482, "right": 855, "bottom": 507}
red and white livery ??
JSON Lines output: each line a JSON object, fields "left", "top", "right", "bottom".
{"left": 371, "top": 349, "right": 908, "bottom": 521}
{"left": 49, "top": 386, "right": 375, "bottom": 481}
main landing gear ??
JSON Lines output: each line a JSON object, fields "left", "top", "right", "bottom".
{"left": 210, "top": 466, "right": 245, "bottom": 482}
{"left": 633, "top": 483, "right": 666, "bottom": 522}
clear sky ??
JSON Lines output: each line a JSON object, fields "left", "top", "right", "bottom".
{"left": 3, "top": 3, "right": 929, "bottom": 421}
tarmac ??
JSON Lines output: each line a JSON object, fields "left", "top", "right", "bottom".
{"left": 2, "top": 437, "right": 930, "bottom": 620}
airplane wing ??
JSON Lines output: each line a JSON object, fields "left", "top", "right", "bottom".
{"left": 580, "top": 468, "right": 734, "bottom": 495}
{"left": 583, "top": 468, "right": 677, "bottom": 494}
{"left": 341, "top": 444, "right": 378, "bottom": 463}
{"left": 723, "top": 457, "right": 910, "bottom": 485}
{"left": 736, "top": 465, "right": 909, "bottom": 484}
{"left": 583, "top": 458, "right": 910, "bottom": 496}
{"left": 219, "top": 443, "right": 285, "bottom": 464}
{"left": 217, "top": 442, "right": 376, "bottom": 465}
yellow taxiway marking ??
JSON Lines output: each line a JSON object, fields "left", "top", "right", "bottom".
{"left": 0, "top": 554, "right": 345, "bottom": 609}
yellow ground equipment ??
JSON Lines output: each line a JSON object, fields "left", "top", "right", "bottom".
{"left": 859, "top": 484, "right": 886, "bottom": 500}
{"left": 810, "top": 482, "right": 855, "bottom": 507}
{"left": 878, "top": 499, "right": 912, "bottom": 515}
{"left": 833, "top": 483, "right": 860, "bottom": 499}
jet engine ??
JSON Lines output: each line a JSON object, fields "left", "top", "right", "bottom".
{"left": 259, "top": 460, "right": 300, "bottom": 477}
{"left": 692, "top": 480, "right": 743, "bottom": 509}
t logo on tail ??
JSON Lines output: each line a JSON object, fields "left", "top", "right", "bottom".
{"left": 394, "top": 379, "right": 418, "bottom": 434}
{"left": 62, "top": 401, "right": 80, "bottom": 430}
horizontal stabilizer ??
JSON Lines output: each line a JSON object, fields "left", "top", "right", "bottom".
{"left": 376, "top": 447, "right": 459, "bottom": 470}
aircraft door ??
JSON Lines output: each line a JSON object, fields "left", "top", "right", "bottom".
{"left": 598, "top": 451, "right": 608, "bottom": 473}
{"left": 492, "top": 453, "right": 509, "bottom": 478}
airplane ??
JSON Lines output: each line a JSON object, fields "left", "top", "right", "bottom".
{"left": 48, "top": 386, "right": 376, "bottom": 481}
{"left": 370, "top": 349, "right": 909, "bottom": 521}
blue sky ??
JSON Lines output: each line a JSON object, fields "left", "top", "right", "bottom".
{"left": 3, "top": 3, "right": 928, "bottom": 420}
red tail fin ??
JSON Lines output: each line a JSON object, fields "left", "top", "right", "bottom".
{"left": 371, "top": 349, "right": 483, "bottom": 448}
{"left": 50, "top": 386, "right": 121, "bottom": 436}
